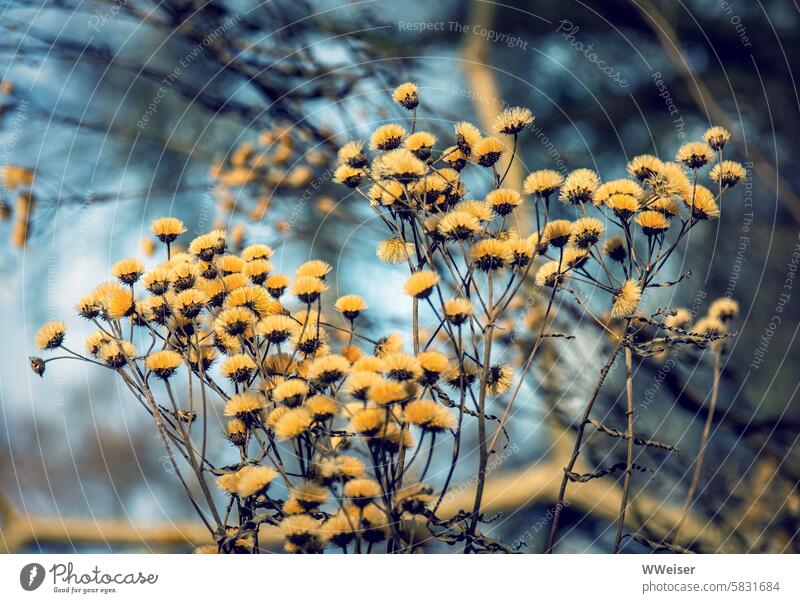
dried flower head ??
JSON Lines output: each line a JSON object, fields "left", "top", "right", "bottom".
{"left": 709, "top": 160, "right": 746, "bottom": 188}
{"left": 189, "top": 230, "right": 225, "bottom": 260}
{"left": 437, "top": 210, "right": 481, "bottom": 240}
{"left": 405, "top": 399, "right": 455, "bottom": 431}
{"left": 570, "top": 217, "right": 605, "bottom": 249}
{"left": 485, "top": 188, "right": 522, "bottom": 216}
{"left": 370, "top": 123, "right": 407, "bottom": 151}
{"left": 487, "top": 365, "right": 514, "bottom": 395}
{"left": 151, "top": 217, "right": 186, "bottom": 244}
{"left": 308, "top": 354, "right": 351, "bottom": 384}
{"left": 594, "top": 178, "right": 643, "bottom": 206}
{"left": 234, "top": 466, "right": 277, "bottom": 499}
{"left": 536, "top": 261, "right": 564, "bottom": 288}
{"left": 611, "top": 280, "right": 642, "bottom": 318}
{"left": 224, "top": 392, "right": 266, "bottom": 422}
{"left": 688, "top": 185, "right": 720, "bottom": 220}
{"left": 676, "top": 141, "right": 714, "bottom": 169}
{"left": 335, "top": 294, "right": 368, "bottom": 320}
{"left": 376, "top": 149, "right": 427, "bottom": 183}
{"left": 98, "top": 341, "right": 137, "bottom": 369}
{"left": 265, "top": 274, "right": 291, "bottom": 298}
{"left": 472, "top": 137, "right": 505, "bottom": 167}
{"left": 305, "top": 395, "right": 338, "bottom": 422}
{"left": 112, "top": 258, "right": 145, "bottom": 285}
{"left": 404, "top": 131, "right": 437, "bottom": 160}
{"left": 523, "top": 169, "right": 563, "bottom": 198}
{"left": 493, "top": 106, "right": 533, "bottom": 135}
{"left": 273, "top": 379, "right": 310, "bottom": 407}
{"left": 543, "top": 219, "right": 573, "bottom": 248}
{"left": 392, "top": 82, "right": 419, "bottom": 110}
{"left": 292, "top": 276, "right": 328, "bottom": 304}
{"left": 664, "top": 308, "right": 692, "bottom": 330}
{"left": 274, "top": 407, "right": 312, "bottom": 439}
{"left": 241, "top": 243, "right": 274, "bottom": 262}
{"left": 338, "top": 140, "right": 367, "bottom": 168}
{"left": 343, "top": 478, "right": 381, "bottom": 507}
{"left": 443, "top": 298, "right": 473, "bottom": 326}
{"left": 297, "top": 260, "right": 332, "bottom": 280}
{"left": 454, "top": 121, "right": 482, "bottom": 155}
{"left": 627, "top": 155, "right": 664, "bottom": 181}
{"left": 703, "top": 126, "right": 731, "bottom": 151}
{"left": 376, "top": 237, "right": 414, "bottom": 264}
{"left": 146, "top": 350, "right": 182, "bottom": 379}
{"left": 403, "top": 270, "right": 440, "bottom": 299}
{"left": 471, "top": 238, "right": 512, "bottom": 271}
{"left": 221, "top": 354, "right": 258, "bottom": 384}
{"left": 333, "top": 164, "right": 365, "bottom": 188}
{"left": 636, "top": 210, "right": 670, "bottom": 236}
{"left": 559, "top": 168, "right": 600, "bottom": 205}
{"left": 603, "top": 236, "right": 628, "bottom": 263}
{"left": 708, "top": 297, "right": 739, "bottom": 322}
{"left": 35, "top": 320, "right": 67, "bottom": 350}
{"left": 605, "top": 194, "right": 639, "bottom": 220}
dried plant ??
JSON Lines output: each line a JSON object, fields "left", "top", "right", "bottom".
{"left": 31, "top": 84, "right": 746, "bottom": 553}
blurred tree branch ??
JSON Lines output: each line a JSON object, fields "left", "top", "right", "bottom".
{"left": 629, "top": 0, "right": 800, "bottom": 224}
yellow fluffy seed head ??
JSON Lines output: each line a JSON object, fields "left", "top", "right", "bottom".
{"left": 376, "top": 237, "right": 414, "bottom": 264}
{"left": 454, "top": 121, "right": 482, "bottom": 154}
{"left": 472, "top": 137, "right": 505, "bottom": 167}
{"left": 111, "top": 258, "right": 145, "bottom": 285}
{"left": 98, "top": 340, "right": 137, "bottom": 369}
{"left": 333, "top": 164, "right": 365, "bottom": 188}
{"left": 594, "top": 178, "right": 643, "bottom": 206}
{"left": 403, "top": 270, "right": 440, "bottom": 299}
{"left": 687, "top": 185, "right": 720, "bottom": 220}
{"left": 485, "top": 188, "right": 522, "bottom": 216}
{"left": 273, "top": 378, "right": 310, "bottom": 407}
{"left": 151, "top": 217, "right": 186, "bottom": 244}
{"left": 392, "top": 82, "right": 418, "bottom": 110}
{"left": 35, "top": 321, "right": 67, "bottom": 350}
{"left": 703, "top": 126, "right": 731, "bottom": 151}
{"left": 611, "top": 280, "right": 642, "bottom": 318}
{"left": 543, "top": 219, "right": 573, "bottom": 248}
{"left": 636, "top": 210, "right": 670, "bottom": 236}
{"left": 274, "top": 407, "right": 312, "bottom": 440}
{"left": 470, "top": 238, "right": 512, "bottom": 271}
{"left": 370, "top": 123, "right": 407, "bottom": 151}
{"left": 224, "top": 392, "right": 266, "bottom": 421}
{"left": 603, "top": 235, "right": 627, "bottom": 263}
{"left": 676, "top": 141, "right": 714, "bottom": 169}
{"left": 627, "top": 155, "right": 664, "bottom": 181}
{"left": 443, "top": 298, "right": 473, "bottom": 326}
{"left": 559, "top": 168, "right": 600, "bottom": 205}
{"left": 241, "top": 243, "right": 274, "bottom": 262}
{"left": 145, "top": 350, "right": 182, "bottom": 379}
{"left": 493, "top": 106, "right": 533, "bottom": 135}
{"left": 296, "top": 260, "right": 332, "bottom": 280}
{"left": 335, "top": 294, "right": 368, "bottom": 320}
{"left": 343, "top": 478, "right": 381, "bottom": 507}
{"left": 605, "top": 194, "right": 639, "bottom": 220}
{"left": 405, "top": 399, "right": 455, "bottom": 431}
{"left": 235, "top": 465, "right": 278, "bottom": 498}
{"left": 708, "top": 297, "right": 739, "bottom": 323}
{"left": 523, "top": 169, "right": 563, "bottom": 197}
{"left": 709, "top": 160, "right": 746, "bottom": 188}
{"left": 437, "top": 210, "right": 480, "bottom": 240}
{"left": 570, "top": 217, "right": 605, "bottom": 249}
{"left": 308, "top": 355, "right": 351, "bottom": 385}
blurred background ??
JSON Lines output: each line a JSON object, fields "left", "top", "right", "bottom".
{"left": 0, "top": 0, "right": 798, "bottom": 553}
